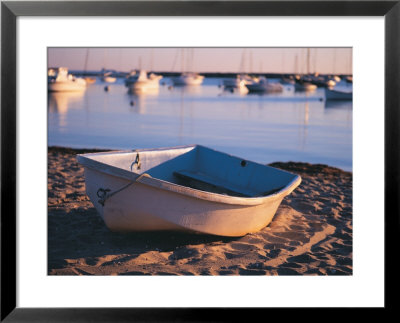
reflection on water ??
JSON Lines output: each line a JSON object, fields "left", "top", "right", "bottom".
{"left": 170, "top": 84, "right": 203, "bottom": 95}
{"left": 48, "top": 91, "right": 85, "bottom": 114}
{"left": 48, "top": 91, "right": 86, "bottom": 129}
{"left": 125, "top": 88, "right": 160, "bottom": 114}
{"left": 48, "top": 77, "right": 352, "bottom": 170}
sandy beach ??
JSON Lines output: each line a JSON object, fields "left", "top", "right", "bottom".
{"left": 48, "top": 147, "right": 352, "bottom": 276}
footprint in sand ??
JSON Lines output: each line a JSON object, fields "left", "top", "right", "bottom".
{"left": 229, "top": 242, "right": 257, "bottom": 251}
{"left": 169, "top": 248, "right": 199, "bottom": 260}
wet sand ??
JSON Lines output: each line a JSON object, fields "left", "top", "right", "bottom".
{"left": 48, "top": 147, "right": 352, "bottom": 276}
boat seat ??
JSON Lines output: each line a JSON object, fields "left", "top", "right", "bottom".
{"left": 173, "top": 170, "right": 257, "bottom": 197}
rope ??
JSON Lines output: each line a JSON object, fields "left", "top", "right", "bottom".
{"left": 97, "top": 173, "right": 151, "bottom": 206}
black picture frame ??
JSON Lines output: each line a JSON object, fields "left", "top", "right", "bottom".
{"left": 1, "top": 1, "right": 398, "bottom": 321}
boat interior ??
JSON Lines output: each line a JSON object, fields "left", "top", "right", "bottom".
{"left": 83, "top": 145, "right": 298, "bottom": 198}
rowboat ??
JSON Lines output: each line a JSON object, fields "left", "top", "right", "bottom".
{"left": 77, "top": 145, "right": 301, "bottom": 237}
{"left": 325, "top": 88, "right": 353, "bottom": 100}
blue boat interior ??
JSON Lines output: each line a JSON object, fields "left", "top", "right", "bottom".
{"left": 141, "top": 146, "right": 297, "bottom": 197}
{"left": 88, "top": 145, "right": 298, "bottom": 198}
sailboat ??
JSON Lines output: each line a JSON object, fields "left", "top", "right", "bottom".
{"left": 48, "top": 67, "right": 86, "bottom": 92}
{"left": 125, "top": 70, "right": 163, "bottom": 93}
{"left": 171, "top": 49, "right": 204, "bottom": 86}
{"left": 124, "top": 55, "right": 163, "bottom": 92}
{"left": 222, "top": 50, "right": 254, "bottom": 92}
{"left": 101, "top": 49, "right": 117, "bottom": 83}
{"left": 246, "top": 76, "right": 284, "bottom": 93}
{"left": 294, "top": 48, "right": 317, "bottom": 92}
{"left": 101, "top": 69, "right": 117, "bottom": 83}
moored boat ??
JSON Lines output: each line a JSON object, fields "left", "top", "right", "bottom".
{"left": 84, "top": 77, "right": 96, "bottom": 84}
{"left": 48, "top": 67, "right": 86, "bottom": 92}
{"left": 102, "top": 74, "right": 117, "bottom": 83}
{"left": 325, "top": 88, "right": 353, "bottom": 100}
{"left": 223, "top": 74, "right": 254, "bottom": 88}
{"left": 245, "top": 77, "right": 283, "bottom": 93}
{"left": 125, "top": 70, "right": 162, "bottom": 92}
{"left": 171, "top": 73, "right": 204, "bottom": 86}
{"left": 77, "top": 145, "right": 301, "bottom": 237}
{"left": 101, "top": 69, "right": 117, "bottom": 83}
{"left": 294, "top": 81, "right": 317, "bottom": 92}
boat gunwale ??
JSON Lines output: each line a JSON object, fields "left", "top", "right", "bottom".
{"left": 76, "top": 145, "right": 301, "bottom": 206}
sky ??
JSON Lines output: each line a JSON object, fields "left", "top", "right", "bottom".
{"left": 48, "top": 47, "right": 352, "bottom": 74}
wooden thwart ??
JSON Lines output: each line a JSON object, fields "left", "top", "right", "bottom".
{"left": 173, "top": 170, "right": 255, "bottom": 197}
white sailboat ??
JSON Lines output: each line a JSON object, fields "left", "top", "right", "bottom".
{"left": 125, "top": 70, "right": 162, "bottom": 92}
{"left": 172, "top": 73, "right": 204, "bottom": 86}
{"left": 171, "top": 49, "right": 204, "bottom": 86}
{"left": 101, "top": 49, "right": 117, "bottom": 83}
{"left": 222, "top": 50, "right": 253, "bottom": 92}
{"left": 246, "top": 76, "right": 283, "bottom": 93}
{"left": 48, "top": 67, "right": 86, "bottom": 92}
{"left": 101, "top": 69, "right": 117, "bottom": 83}
{"left": 295, "top": 49, "right": 317, "bottom": 92}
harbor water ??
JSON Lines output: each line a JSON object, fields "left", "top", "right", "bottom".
{"left": 48, "top": 77, "right": 352, "bottom": 171}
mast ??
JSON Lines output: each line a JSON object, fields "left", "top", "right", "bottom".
{"left": 349, "top": 50, "right": 353, "bottom": 75}
{"left": 170, "top": 49, "right": 179, "bottom": 72}
{"left": 239, "top": 49, "right": 246, "bottom": 74}
{"left": 313, "top": 48, "right": 318, "bottom": 75}
{"left": 84, "top": 48, "right": 90, "bottom": 72}
{"left": 249, "top": 50, "right": 253, "bottom": 74}
{"left": 150, "top": 49, "right": 154, "bottom": 72}
{"left": 138, "top": 56, "right": 142, "bottom": 71}
{"left": 332, "top": 49, "right": 337, "bottom": 75}
{"left": 181, "top": 49, "right": 185, "bottom": 73}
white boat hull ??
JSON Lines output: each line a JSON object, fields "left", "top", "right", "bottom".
{"left": 125, "top": 71, "right": 162, "bottom": 92}
{"left": 77, "top": 145, "right": 301, "bottom": 237}
{"left": 48, "top": 80, "right": 86, "bottom": 92}
{"left": 48, "top": 67, "right": 87, "bottom": 92}
{"left": 127, "top": 80, "right": 160, "bottom": 92}
{"left": 102, "top": 76, "right": 117, "bottom": 83}
{"left": 172, "top": 75, "right": 204, "bottom": 86}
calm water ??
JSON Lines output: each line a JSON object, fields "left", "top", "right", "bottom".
{"left": 48, "top": 78, "right": 352, "bottom": 171}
